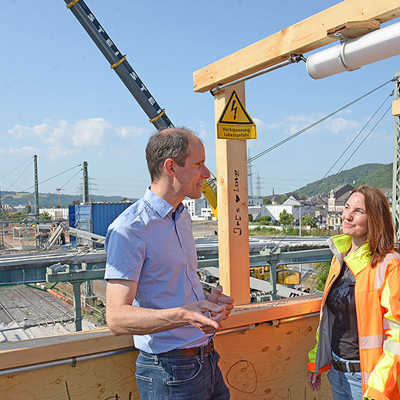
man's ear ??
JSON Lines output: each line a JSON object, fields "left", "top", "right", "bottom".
{"left": 164, "top": 158, "right": 175, "bottom": 176}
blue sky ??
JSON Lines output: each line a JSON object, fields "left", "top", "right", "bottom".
{"left": 1, "top": 0, "right": 399, "bottom": 199}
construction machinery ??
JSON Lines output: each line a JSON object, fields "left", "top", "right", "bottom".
{"left": 250, "top": 265, "right": 301, "bottom": 285}
{"left": 64, "top": 0, "right": 218, "bottom": 218}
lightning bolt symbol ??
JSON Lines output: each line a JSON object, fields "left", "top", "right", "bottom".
{"left": 231, "top": 100, "right": 238, "bottom": 120}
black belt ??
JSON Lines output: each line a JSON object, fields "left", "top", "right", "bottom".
{"left": 157, "top": 340, "right": 214, "bottom": 357}
{"left": 331, "top": 358, "right": 360, "bottom": 373}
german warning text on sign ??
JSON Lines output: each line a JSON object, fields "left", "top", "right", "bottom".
{"left": 217, "top": 91, "right": 257, "bottom": 140}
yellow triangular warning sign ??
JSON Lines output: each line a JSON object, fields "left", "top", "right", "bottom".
{"left": 218, "top": 91, "right": 254, "bottom": 125}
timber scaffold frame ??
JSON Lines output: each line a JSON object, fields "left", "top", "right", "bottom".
{"left": 193, "top": 0, "right": 400, "bottom": 305}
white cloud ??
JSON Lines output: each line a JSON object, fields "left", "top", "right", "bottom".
{"left": 8, "top": 146, "right": 37, "bottom": 155}
{"left": 325, "top": 117, "right": 360, "bottom": 134}
{"left": 7, "top": 118, "right": 150, "bottom": 158}
{"left": 118, "top": 126, "right": 149, "bottom": 138}
{"left": 283, "top": 113, "right": 360, "bottom": 135}
{"left": 253, "top": 117, "right": 282, "bottom": 130}
{"left": 72, "top": 118, "right": 108, "bottom": 147}
{"left": 197, "top": 121, "right": 209, "bottom": 141}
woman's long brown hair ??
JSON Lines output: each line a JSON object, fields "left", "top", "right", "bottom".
{"left": 351, "top": 185, "right": 394, "bottom": 266}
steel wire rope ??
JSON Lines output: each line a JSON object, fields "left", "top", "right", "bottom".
{"left": 4, "top": 159, "right": 33, "bottom": 190}
{"left": 58, "top": 168, "right": 82, "bottom": 191}
{"left": 248, "top": 78, "right": 395, "bottom": 164}
{"left": 336, "top": 105, "right": 392, "bottom": 175}
{"left": 323, "top": 92, "right": 392, "bottom": 179}
{"left": 18, "top": 163, "right": 82, "bottom": 193}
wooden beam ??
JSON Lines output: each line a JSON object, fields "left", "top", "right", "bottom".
{"left": 327, "top": 19, "right": 380, "bottom": 39}
{"left": 219, "top": 296, "right": 321, "bottom": 330}
{"left": 0, "top": 328, "right": 133, "bottom": 371}
{"left": 193, "top": 0, "right": 400, "bottom": 92}
{"left": 215, "top": 83, "right": 250, "bottom": 305}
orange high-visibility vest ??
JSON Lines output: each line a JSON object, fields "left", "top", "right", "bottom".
{"left": 308, "top": 234, "right": 400, "bottom": 400}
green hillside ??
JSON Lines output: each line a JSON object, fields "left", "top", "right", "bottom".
{"left": 294, "top": 163, "right": 392, "bottom": 197}
{"left": 355, "top": 163, "right": 393, "bottom": 189}
{"left": 1, "top": 191, "right": 135, "bottom": 208}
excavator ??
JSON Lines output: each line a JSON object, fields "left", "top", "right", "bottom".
{"left": 64, "top": 0, "right": 218, "bottom": 217}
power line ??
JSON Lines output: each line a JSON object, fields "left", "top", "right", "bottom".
{"left": 248, "top": 78, "right": 395, "bottom": 164}
{"left": 19, "top": 163, "right": 82, "bottom": 193}
{"left": 59, "top": 168, "right": 82, "bottom": 190}
{"left": 4, "top": 159, "right": 33, "bottom": 190}
{"left": 323, "top": 92, "right": 392, "bottom": 179}
{"left": 0, "top": 158, "right": 32, "bottom": 184}
{"left": 337, "top": 105, "right": 392, "bottom": 174}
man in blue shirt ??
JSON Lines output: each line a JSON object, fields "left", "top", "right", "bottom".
{"left": 105, "top": 127, "right": 233, "bottom": 399}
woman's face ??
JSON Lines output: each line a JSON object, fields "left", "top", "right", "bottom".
{"left": 342, "top": 192, "right": 368, "bottom": 240}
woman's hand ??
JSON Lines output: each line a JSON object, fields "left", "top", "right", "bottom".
{"left": 308, "top": 371, "right": 321, "bottom": 391}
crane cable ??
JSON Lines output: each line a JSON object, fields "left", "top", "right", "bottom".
{"left": 248, "top": 78, "right": 396, "bottom": 164}
{"left": 323, "top": 92, "right": 392, "bottom": 179}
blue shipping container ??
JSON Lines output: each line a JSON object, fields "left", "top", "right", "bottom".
{"left": 69, "top": 202, "right": 133, "bottom": 237}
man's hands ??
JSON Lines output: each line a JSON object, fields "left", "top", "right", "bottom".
{"left": 207, "top": 286, "right": 234, "bottom": 322}
{"left": 182, "top": 286, "right": 234, "bottom": 334}
{"left": 182, "top": 300, "right": 225, "bottom": 334}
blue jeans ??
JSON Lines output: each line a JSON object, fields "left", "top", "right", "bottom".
{"left": 136, "top": 349, "right": 230, "bottom": 399}
{"left": 328, "top": 353, "right": 363, "bottom": 400}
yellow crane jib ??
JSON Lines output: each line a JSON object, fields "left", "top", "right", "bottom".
{"left": 202, "top": 175, "right": 217, "bottom": 219}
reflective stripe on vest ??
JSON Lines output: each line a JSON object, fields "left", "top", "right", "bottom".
{"left": 383, "top": 318, "right": 400, "bottom": 330}
{"left": 359, "top": 335, "right": 383, "bottom": 350}
{"left": 375, "top": 253, "right": 400, "bottom": 289}
{"left": 383, "top": 340, "right": 400, "bottom": 355}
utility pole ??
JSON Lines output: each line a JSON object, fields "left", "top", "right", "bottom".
{"left": 33, "top": 155, "right": 39, "bottom": 223}
{"left": 256, "top": 172, "right": 262, "bottom": 198}
{"left": 299, "top": 205, "right": 302, "bottom": 237}
{"left": 248, "top": 150, "right": 254, "bottom": 198}
{"left": 82, "top": 161, "right": 89, "bottom": 204}
{"left": 392, "top": 73, "right": 400, "bottom": 245}
{"left": 81, "top": 161, "right": 94, "bottom": 305}
{"left": 56, "top": 188, "right": 62, "bottom": 208}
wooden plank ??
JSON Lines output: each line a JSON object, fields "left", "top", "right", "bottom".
{"left": 215, "top": 83, "right": 250, "bottom": 305}
{"left": 219, "top": 295, "right": 321, "bottom": 330}
{"left": 0, "top": 315, "right": 330, "bottom": 399}
{"left": 0, "top": 351, "right": 139, "bottom": 400}
{"left": 193, "top": 0, "right": 400, "bottom": 92}
{"left": 0, "top": 328, "right": 133, "bottom": 371}
{"left": 215, "top": 315, "right": 331, "bottom": 399}
{"left": 327, "top": 19, "right": 380, "bottom": 39}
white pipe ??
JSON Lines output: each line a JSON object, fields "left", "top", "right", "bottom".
{"left": 307, "top": 20, "right": 400, "bottom": 79}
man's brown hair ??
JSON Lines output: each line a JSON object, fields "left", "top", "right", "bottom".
{"left": 145, "top": 128, "right": 197, "bottom": 182}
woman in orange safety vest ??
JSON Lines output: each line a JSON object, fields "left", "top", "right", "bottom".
{"left": 307, "top": 185, "right": 400, "bottom": 400}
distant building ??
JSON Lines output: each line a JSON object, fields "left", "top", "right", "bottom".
{"left": 326, "top": 185, "right": 354, "bottom": 230}
{"left": 182, "top": 197, "right": 209, "bottom": 219}
{"left": 248, "top": 196, "right": 263, "bottom": 207}
{"left": 40, "top": 208, "right": 69, "bottom": 221}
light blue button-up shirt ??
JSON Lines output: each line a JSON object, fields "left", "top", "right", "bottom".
{"left": 104, "top": 189, "right": 209, "bottom": 353}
